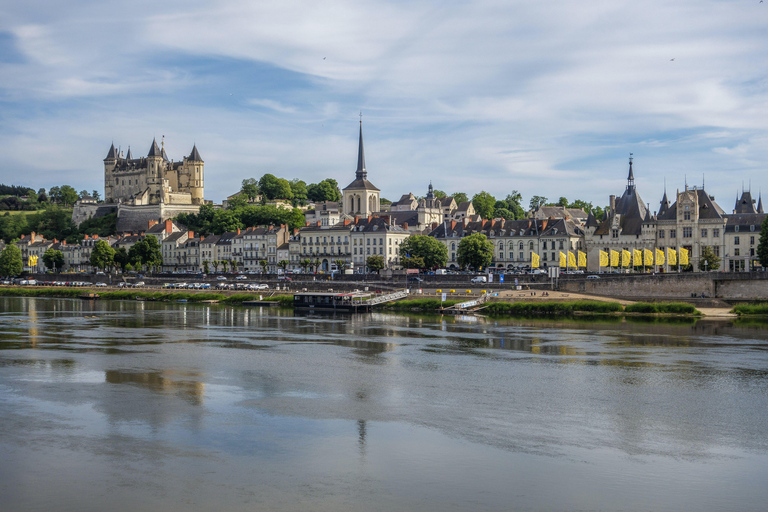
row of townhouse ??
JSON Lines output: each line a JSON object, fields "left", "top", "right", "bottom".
{"left": 14, "top": 232, "right": 120, "bottom": 273}
{"left": 427, "top": 217, "right": 584, "bottom": 270}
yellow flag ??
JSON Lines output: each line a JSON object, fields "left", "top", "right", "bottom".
{"left": 531, "top": 252, "right": 540, "bottom": 268}
{"left": 610, "top": 249, "right": 619, "bottom": 267}
{"left": 559, "top": 251, "right": 566, "bottom": 267}
{"left": 644, "top": 248, "right": 653, "bottom": 266}
{"left": 599, "top": 250, "right": 609, "bottom": 267}
{"left": 621, "top": 250, "right": 631, "bottom": 267}
{"left": 679, "top": 247, "right": 689, "bottom": 265}
{"left": 633, "top": 249, "right": 642, "bottom": 267}
{"left": 655, "top": 248, "right": 665, "bottom": 266}
{"left": 667, "top": 248, "right": 677, "bottom": 266}
{"left": 578, "top": 250, "right": 587, "bottom": 268}
{"left": 568, "top": 251, "right": 577, "bottom": 268}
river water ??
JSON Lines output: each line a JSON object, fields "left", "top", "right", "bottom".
{"left": 1, "top": 297, "right": 767, "bottom": 511}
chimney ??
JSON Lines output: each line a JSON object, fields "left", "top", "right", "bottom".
{"left": 343, "top": 218, "right": 351, "bottom": 226}
{"left": 188, "top": 231, "right": 194, "bottom": 239}
{"left": 84, "top": 234, "right": 89, "bottom": 240}
{"left": 165, "top": 219, "right": 173, "bottom": 233}
{"left": 316, "top": 221, "right": 321, "bottom": 227}
{"left": 93, "top": 235, "right": 99, "bottom": 239}
{"left": 368, "top": 215, "right": 372, "bottom": 222}
{"left": 62, "top": 240, "right": 66, "bottom": 246}
{"left": 148, "top": 219, "right": 158, "bottom": 228}
{"left": 236, "top": 228, "right": 240, "bottom": 235}
{"left": 463, "top": 218, "right": 469, "bottom": 227}
{"left": 451, "top": 220, "right": 457, "bottom": 231}
{"left": 527, "top": 219, "right": 532, "bottom": 228}
{"left": 53, "top": 238, "right": 58, "bottom": 243}
{"left": 431, "top": 222, "right": 438, "bottom": 230}
{"left": 541, "top": 219, "right": 548, "bottom": 231}
{"left": 609, "top": 195, "right": 616, "bottom": 215}
{"left": 354, "top": 216, "right": 360, "bottom": 224}
{"left": 403, "top": 222, "right": 409, "bottom": 230}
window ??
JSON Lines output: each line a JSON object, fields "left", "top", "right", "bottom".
{"left": 559, "top": 241, "right": 564, "bottom": 250}
{"left": 612, "top": 229, "right": 619, "bottom": 238}
{"left": 670, "top": 229, "right": 676, "bottom": 238}
{"left": 551, "top": 252, "right": 556, "bottom": 261}
{"left": 684, "top": 211, "right": 691, "bottom": 221}
{"left": 543, "top": 253, "right": 548, "bottom": 261}
{"left": 543, "top": 241, "right": 548, "bottom": 250}
{"left": 683, "top": 227, "right": 692, "bottom": 238}
{"left": 367, "top": 239, "right": 370, "bottom": 245}
{"left": 735, "top": 226, "right": 739, "bottom": 232}
{"left": 451, "top": 242, "right": 456, "bottom": 250}
{"left": 735, "top": 248, "right": 740, "bottom": 256}
{"left": 751, "top": 225, "right": 756, "bottom": 232}
{"left": 519, "top": 242, "right": 524, "bottom": 250}
{"left": 519, "top": 252, "right": 524, "bottom": 260}
{"left": 751, "top": 236, "right": 755, "bottom": 245}
{"left": 509, "top": 252, "right": 514, "bottom": 260}
{"left": 701, "top": 229, "right": 707, "bottom": 238}
{"left": 529, "top": 242, "right": 534, "bottom": 250}
{"left": 735, "top": 236, "right": 740, "bottom": 245}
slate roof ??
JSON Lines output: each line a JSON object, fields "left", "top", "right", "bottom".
{"left": 188, "top": 145, "right": 203, "bottom": 162}
{"left": 734, "top": 191, "right": 758, "bottom": 214}
{"left": 147, "top": 138, "right": 162, "bottom": 157}
{"left": 105, "top": 143, "right": 117, "bottom": 159}
{"left": 343, "top": 122, "right": 380, "bottom": 191}
{"left": 724, "top": 213, "right": 766, "bottom": 232}
{"left": 656, "top": 189, "right": 725, "bottom": 222}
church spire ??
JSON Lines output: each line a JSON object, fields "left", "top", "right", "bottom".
{"left": 758, "top": 192, "right": 764, "bottom": 214}
{"left": 356, "top": 114, "right": 366, "bottom": 180}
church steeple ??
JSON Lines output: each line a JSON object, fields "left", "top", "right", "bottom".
{"left": 356, "top": 118, "right": 366, "bottom": 180}
{"left": 626, "top": 153, "right": 635, "bottom": 192}
{"left": 758, "top": 192, "right": 764, "bottom": 214}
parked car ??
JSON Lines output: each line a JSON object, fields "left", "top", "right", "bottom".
{"left": 94, "top": 282, "right": 107, "bottom": 287}
{"left": 277, "top": 276, "right": 292, "bottom": 281}
{"left": 133, "top": 281, "right": 145, "bottom": 287}
{"left": 217, "top": 276, "right": 227, "bottom": 281}
{"left": 470, "top": 276, "right": 487, "bottom": 283}
{"left": 236, "top": 275, "right": 248, "bottom": 280}
{"left": 408, "top": 276, "right": 424, "bottom": 283}
{"left": 587, "top": 275, "right": 600, "bottom": 280}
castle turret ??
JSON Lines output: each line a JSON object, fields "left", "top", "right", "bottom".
{"left": 186, "top": 145, "right": 205, "bottom": 205}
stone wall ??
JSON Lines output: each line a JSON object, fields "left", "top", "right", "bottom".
{"left": 116, "top": 203, "right": 201, "bottom": 233}
{"left": 560, "top": 272, "right": 768, "bottom": 300}
{"left": 71, "top": 203, "right": 116, "bottom": 227}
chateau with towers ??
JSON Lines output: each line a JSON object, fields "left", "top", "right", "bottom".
{"left": 104, "top": 138, "right": 204, "bottom": 206}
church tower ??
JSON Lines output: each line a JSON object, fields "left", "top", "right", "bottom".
{"left": 342, "top": 118, "right": 380, "bottom": 216}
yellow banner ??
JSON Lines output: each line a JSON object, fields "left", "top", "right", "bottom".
{"left": 621, "top": 250, "right": 631, "bottom": 267}
{"left": 643, "top": 248, "right": 653, "bottom": 266}
{"left": 667, "top": 248, "right": 677, "bottom": 266}
{"left": 568, "top": 251, "right": 577, "bottom": 268}
{"left": 531, "top": 252, "right": 540, "bottom": 268}
{"left": 27, "top": 255, "right": 38, "bottom": 266}
{"left": 610, "top": 250, "right": 619, "bottom": 267}
{"left": 679, "top": 247, "right": 689, "bottom": 265}
{"left": 559, "top": 251, "right": 566, "bottom": 268}
{"left": 633, "top": 249, "right": 642, "bottom": 267}
{"left": 655, "top": 248, "right": 665, "bottom": 266}
{"left": 578, "top": 250, "right": 587, "bottom": 268}
{"left": 599, "top": 250, "right": 609, "bottom": 267}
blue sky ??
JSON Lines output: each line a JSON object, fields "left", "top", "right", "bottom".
{"left": 1, "top": 0, "right": 767, "bottom": 211}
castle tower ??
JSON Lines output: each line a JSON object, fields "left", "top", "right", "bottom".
{"left": 342, "top": 119, "right": 380, "bottom": 216}
{"left": 104, "top": 143, "right": 118, "bottom": 201}
{"left": 186, "top": 144, "right": 204, "bottom": 205}
{"left": 146, "top": 138, "right": 165, "bottom": 203}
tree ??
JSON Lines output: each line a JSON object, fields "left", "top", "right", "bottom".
{"left": 312, "top": 258, "right": 321, "bottom": 273}
{"left": 452, "top": 192, "right": 469, "bottom": 204}
{"left": 529, "top": 195, "right": 547, "bottom": 211}
{"left": 399, "top": 235, "right": 447, "bottom": 270}
{"left": 203, "top": 260, "right": 210, "bottom": 274}
{"left": 432, "top": 189, "right": 447, "bottom": 199}
{"left": 79, "top": 190, "right": 89, "bottom": 199}
{"left": 307, "top": 179, "right": 342, "bottom": 203}
{"left": 114, "top": 247, "right": 129, "bottom": 272}
{"left": 221, "top": 261, "right": 228, "bottom": 273}
{"left": 92, "top": 190, "right": 101, "bottom": 202}
{"left": 569, "top": 199, "right": 593, "bottom": 214}
{"left": 699, "top": 246, "right": 721, "bottom": 271}
{"left": 289, "top": 179, "right": 308, "bottom": 206}
{"left": 472, "top": 191, "right": 496, "bottom": 219}
{"left": 230, "top": 259, "right": 238, "bottom": 273}
{"left": 366, "top": 255, "right": 385, "bottom": 273}
{"left": 241, "top": 178, "right": 260, "bottom": 202}
{"left": 260, "top": 259, "right": 268, "bottom": 273}
{"left": 457, "top": 233, "right": 494, "bottom": 270}
{"left": 401, "top": 255, "right": 425, "bottom": 269}
{"left": 493, "top": 208, "right": 514, "bottom": 219}
{"left": 259, "top": 174, "right": 293, "bottom": 200}
{"left": 555, "top": 197, "right": 569, "bottom": 207}
{"left": 333, "top": 259, "right": 346, "bottom": 274}
{"left": 212, "top": 260, "right": 220, "bottom": 272}
{"left": 278, "top": 260, "right": 289, "bottom": 273}
{"left": 127, "top": 236, "right": 162, "bottom": 271}
{"left": 300, "top": 258, "right": 312, "bottom": 272}
{"left": 758, "top": 216, "right": 768, "bottom": 268}
{"left": 58, "top": 185, "right": 79, "bottom": 207}
{"left": 42, "top": 248, "right": 64, "bottom": 272}
{"left": 90, "top": 240, "right": 116, "bottom": 270}
{"left": 0, "top": 244, "right": 23, "bottom": 276}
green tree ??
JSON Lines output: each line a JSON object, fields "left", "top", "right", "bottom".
{"left": 259, "top": 174, "right": 293, "bottom": 200}
{"left": 493, "top": 207, "right": 514, "bottom": 219}
{"left": 569, "top": 199, "right": 593, "bottom": 214}
{"left": 758, "top": 216, "right": 768, "bottom": 268}
{"left": 457, "top": 233, "right": 494, "bottom": 270}
{"left": 42, "top": 248, "right": 64, "bottom": 272}
{"left": 114, "top": 247, "right": 129, "bottom": 272}
{"left": 452, "top": 192, "right": 469, "bottom": 204}
{"left": 260, "top": 259, "right": 268, "bottom": 273}
{"left": 203, "top": 260, "right": 210, "bottom": 274}
{"left": 58, "top": 185, "right": 78, "bottom": 207}
{"left": 230, "top": 259, "right": 238, "bottom": 273}
{"left": 529, "top": 195, "right": 547, "bottom": 211}
{"left": 90, "top": 240, "right": 116, "bottom": 270}
{"left": 333, "top": 259, "right": 346, "bottom": 274}
{"left": 0, "top": 244, "right": 23, "bottom": 276}
{"left": 399, "top": 235, "right": 447, "bottom": 270}
{"left": 366, "top": 255, "right": 385, "bottom": 273}
{"left": 211, "top": 209, "right": 243, "bottom": 234}
{"left": 92, "top": 190, "right": 101, "bottom": 202}
{"left": 241, "top": 178, "right": 260, "bottom": 202}
{"left": 555, "top": 197, "right": 569, "bottom": 207}
{"left": 79, "top": 190, "right": 89, "bottom": 199}
{"left": 699, "top": 246, "right": 721, "bottom": 271}
{"left": 290, "top": 179, "right": 308, "bottom": 206}
{"left": 432, "top": 189, "right": 447, "bottom": 199}
{"left": 212, "top": 260, "right": 220, "bottom": 272}
{"left": 221, "top": 261, "right": 228, "bottom": 273}
{"left": 307, "top": 179, "right": 342, "bottom": 203}
{"left": 127, "top": 237, "right": 162, "bottom": 271}
{"left": 401, "top": 255, "right": 425, "bottom": 269}
{"left": 300, "top": 258, "right": 312, "bottom": 272}
{"left": 278, "top": 260, "right": 289, "bottom": 273}
{"left": 472, "top": 191, "right": 496, "bottom": 219}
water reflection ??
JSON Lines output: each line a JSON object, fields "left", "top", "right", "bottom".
{"left": 105, "top": 369, "right": 205, "bottom": 405}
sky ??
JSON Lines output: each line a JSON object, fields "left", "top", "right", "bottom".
{"left": 1, "top": 0, "right": 767, "bottom": 211}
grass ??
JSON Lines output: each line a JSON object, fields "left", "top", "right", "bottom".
{"left": 624, "top": 302, "right": 700, "bottom": 315}
{"left": 731, "top": 303, "right": 768, "bottom": 316}
{"left": 379, "top": 298, "right": 463, "bottom": 312}
{"left": 483, "top": 300, "right": 623, "bottom": 316}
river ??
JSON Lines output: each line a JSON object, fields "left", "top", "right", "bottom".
{"left": 1, "top": 297, "right": 767, "bottom": 511}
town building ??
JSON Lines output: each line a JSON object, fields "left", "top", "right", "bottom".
{"left": 341, "top": 122, "right": 381, "bottom": 217}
